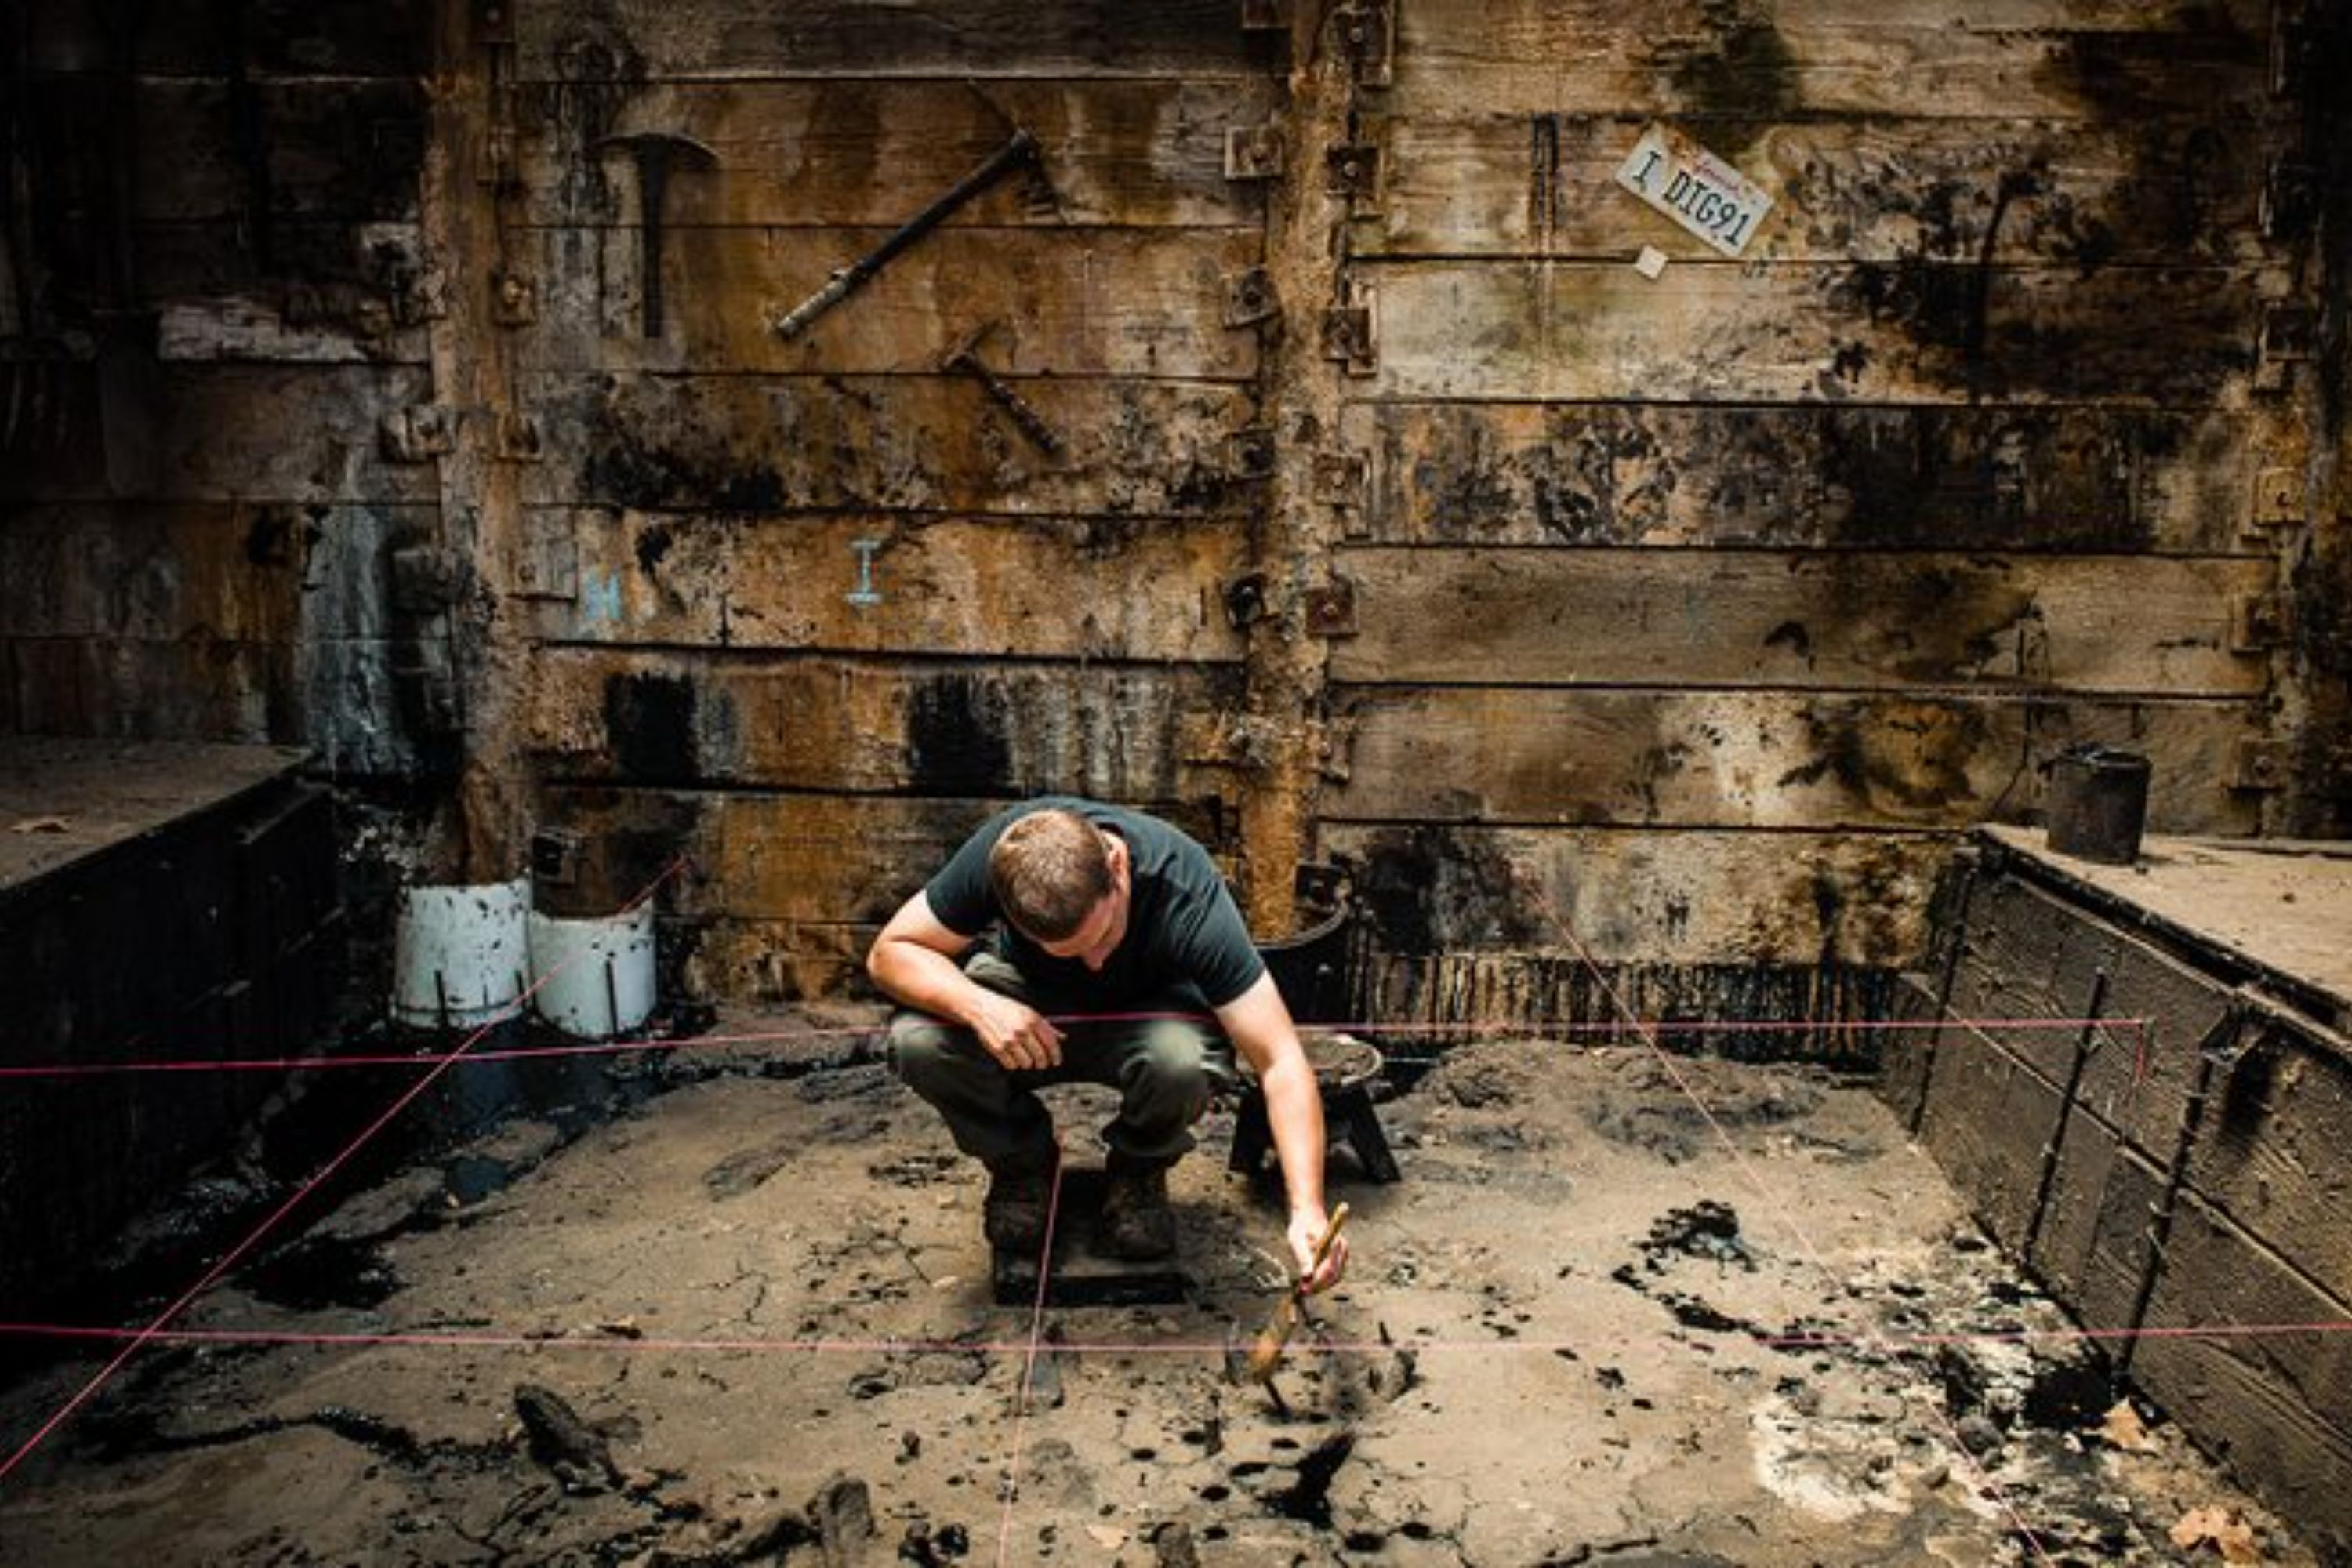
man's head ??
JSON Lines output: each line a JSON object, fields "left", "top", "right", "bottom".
{"left": 989, "top": 808, "right": 1131, "bottom": 969}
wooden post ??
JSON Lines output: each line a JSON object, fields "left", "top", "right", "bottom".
{"left": 419, "top": 0, "right": 535, "bottom": 881}
{"left": 1235, "top": 6, "right": 1361, "bottom": 937}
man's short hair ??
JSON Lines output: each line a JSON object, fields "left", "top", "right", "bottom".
{"left": 989, "top": 809, "right": 1113, "bottom": 942}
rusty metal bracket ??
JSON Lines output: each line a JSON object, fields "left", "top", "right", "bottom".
{"left": 1326, "top": 142, "right": 1382, "bottom": 209}
{"left": 2255, "top": 303, "right": 2317, "bottom": 393}
{"left": 1227, "top": 425, "right": 1278, "bottom": 481}
{"left": 1322, "top": 281, "right": 1377, "bottom": 376}
{"left": 1224, "top": 122, "right": 1286, "bottom": 182}
{"left": 943, "top": 323, "right": 1065, "bottom": 456}
{"left": 495, "top": 411, "right": 544, "bottom": 463}
{"left": 1337, "top": 0, "right": 1395, "bottom": 88}
{"left": 2246, "top": 466, "right": 2303, "bottom": 538}
{"left": 2229, "top": 592, "right": 2288, "bottom": 652}
{"left": 2231, "top": 738, "right": 2289, "bottom": 793}
{"left": 379, "top": 405, "right": 455, "bottom": 463}
{"left": 1225, "top": 267, "right": 1280, "bottom": 328}
{"left": 1305, "top": 575, "right": 1358, "bottom": 637}
{"left": 1224, "top": 572, "right": 1269, "bottom": 630}
{"left": 492, "top": 267, "right": 537, "bottom": 327}
{"left": 531, "top": 828, "right": 585, "bottom": 887}
{"left": 771, "top": 129, "right": 1040, "bottom": 342}
{"left": 1313, "top": 448, "right": 1367, "bottom": 508}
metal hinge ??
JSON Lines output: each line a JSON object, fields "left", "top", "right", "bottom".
{"left": 1322, "top": 280, "right": 1377, "bottom": 376}
{"left": 1327, "top": 141, "right": 1382, "bottom": 212}
{"left": 379, "top": 405, "right": 456, "bottom": 463}
{"left": 1305, "top": 575, "right": 1358, "bottom": 637}
{"left": 1224, "top": 267, "right": 1280, "bottom": 328}
{"left": 2231, "top": 738, "right": 2288, "bottom": 793}
{"left": 1313, "top": 448, "right": 1368, "bottom": 508}
{"left": 1226, "top": 425, "right": 1278, "bottom": 481}
{"left": 2244, "top": 466, "right": 2303, "bottom": 541}
{"left": 495, "top": 411, "right": 545, "bottom": 463}
{"left": 1225, "top": 122, "right": 1286, "bottom": 182}
{"left": 1336, "top": 0, "right": 1395, "bottom": 88}
{"left": 2229, "top": 592, "right": 2288, "bottom": 652}
{"left": 493, "top": 267, "right": 537, "bottom": 327}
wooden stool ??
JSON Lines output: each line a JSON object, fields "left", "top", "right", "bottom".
{"left": 1229, "top": 1032, "right": 1400, "bottom": 1185}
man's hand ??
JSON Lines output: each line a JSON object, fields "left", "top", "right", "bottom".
{"left": 968, "top": 990, "right": 1064, "bottom": 1072}
{"left": 1287, "top": 1206, "right": 1349, "bottom": 1296}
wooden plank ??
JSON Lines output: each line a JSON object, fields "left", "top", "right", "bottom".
{"left": 1339, "top": 401, "right": 2266, "bottom": 554}
{"left": 2078, "top": 935, "right": 2236, "bottom": 1167}
{"left": 512, "top": 1, "right": 1270, "bottom": 81}
{"left": 1354, "top": 951, "right": 1905, "bottom": 1048}
{"left": 524, "top": 226, "right": 1260, "bottom": 379}
{"left": 2032, "top": 1127, "right": 2161, "bottom": 1334}
{"left": 1330, "top": 688, "right": 2264, "bottom": 833}
{"left": 516, "top": 78, "right": 1274, "bottom": 228}
{"left": 521, "top": 372, "right": 1256, "bottom": 517}
{"left": 2132, "top": 1193, "right": 2352, "bottom": 1555}
{"left": 1333, "top": 548, "right": 2271, "bottom": 696}
{"left": 0, "top": 503, "right": 306, "bottom": 642}
{"left": 121, "top": 78, "right": 426, "bottom": 223}
{"left": 1362, "top": 113, "right": 2275, "bottom": 265}
{"left": 535, "top": 789, "right": 1234, "bottom": 928}
{"left": 1917, "top": 1012, "right": 2067, "bottom": 1253}
{"left": 3, "top": 636, "right": 289, "bottom": 743}
{"left": 4, "top": 363, "right": 436, "bottom": 505}
{"left": 1363, "top": 258, "right": 2277, "bottom": 405}
{"left": 22, "top": 0, "right": 428, "bottom": 77}
{"left": 528, "top": 650, "right": 1241, "bottom": 798}
{"left": 1392, "top": 0, "right": 2273, "bottom": 120}
{"left": 531, "top": 510, "right": 1248, "bottom": 662}
{"left": 2185, "top": 1026, "right": 2352, "bottom": 1305}
{"left": 1323, "top": 823, "right": 1947, "bottom": 967}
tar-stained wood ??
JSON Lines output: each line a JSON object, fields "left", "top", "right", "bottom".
{"left": 1364, "top": 260, "right": 2276, "bottom": 406}
{"left": 529, "top": 649, "right": 1241, "bottom": 800}
{"left": 1917, "top": 1014, "right": 2067, "bottom": 1252}
{"left": 1343, "top": 401, "right": 2273, "bottom": 554}
{"left": 522, "top": 373, "right": 1254, "bottom": 517}
{"left": 1324, "top": 823, "right": 1945, "bottom": 967}
{"left": 112, "top": 78, "right": 427, "bottom": 223}
{"left": 1332, "top": 549, "right": 2270, "bottom": 697}
{"left": 0, "top": 503, "right": 310, "bottom": 642}
{"left": 1330, "top": 688, "right": 2263, "bottom": 834}
{"left": 532, "top": 510, "right": 1247, "bottom": 663}
{"left": 2132, "top": 1193, "right": 2352, "bottom": 1556}
{"left": 1391, "top": 0, "right": 2271, "bottom": 121}
{"left": 1359, "top": 114, "right": 2276, "bottom": 265}
{"left": 2185, "top": 1027, "right": 2352, "bottom": 1306}
{"left": 536, "top": 786, "right": 1233, "bottom": 929}
{"left": 511, "top": 2, "right": 1270, "bottom": 82}
{"left": 517, "top": 79, "right": 1275, "bottom": 229}
{"left": 524, "top": 226, "right": 1259, "bottom": 380}
{"left": 2072, "top": 935, "right": 2237, "bottom": 1166}
{"left": 5, "top": 636, "right": 289, "bottom": 744}
{"left": 2031, "top": 1123, "right": 2161, "bottom": 1333}
{"left": 2, "top": 364, "right": 436, "bottom": 506}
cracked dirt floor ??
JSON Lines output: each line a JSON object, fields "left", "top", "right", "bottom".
{"left": 0, "top": 1015, "right": 2321, "bottom": 1566}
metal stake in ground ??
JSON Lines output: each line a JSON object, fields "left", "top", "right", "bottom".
{"left": 768, "top": 129, "right": 1040, "bottom": 343}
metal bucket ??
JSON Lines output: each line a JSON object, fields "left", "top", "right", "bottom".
{"left": 2045, "top": 746, "right": 2151, "bottom": 865}
{"left": 1257, "top": 900, "right": 1354, "bottom": 1025}
{"left": 390, "top": 879, "right": 532, "bottom": 1029}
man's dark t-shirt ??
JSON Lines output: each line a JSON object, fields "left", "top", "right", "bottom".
{"left": 924, "top": 799, "right": 1265, "bottom": 1011}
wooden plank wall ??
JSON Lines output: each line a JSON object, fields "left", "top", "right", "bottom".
{"left": 499, "top": 2, "right": 1279, "bottom": 996}
{"left": 1, "top": 10, "right": 437, "bottom": 778}
{"left": 1319, "top": 0, "right": 2318, "bottom": 1024}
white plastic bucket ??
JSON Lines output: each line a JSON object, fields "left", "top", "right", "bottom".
{"left": 391, "top": 878, "right": 532, "bottom": 1029}
{"left": 528, "top": 902, "right": 656, "bottom": 1040}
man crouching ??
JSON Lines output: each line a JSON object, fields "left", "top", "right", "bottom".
{"left": 866, "top": 798, "right": 1347, "bottom": 1294}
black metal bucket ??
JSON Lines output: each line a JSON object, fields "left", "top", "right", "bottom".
{"left": 2045, "top": 746, "right": 2151, "bottom": 865}
{"left": 1257, "top": 899, "right": 1355, "bottom": 1025}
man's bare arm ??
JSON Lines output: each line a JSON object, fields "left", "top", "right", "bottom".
{"left": 866, "top": 891, "right": 1065, "bottom": 1070}
{"left": 1217, "top": 973, "right": 1349, "bottom": 1294}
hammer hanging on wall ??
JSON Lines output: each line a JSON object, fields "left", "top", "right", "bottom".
{"left": 768, "top": 129, "right": 1041, "bottom": 343}
{"left": 599, "top": 132, "right": 718, "bottom": 339}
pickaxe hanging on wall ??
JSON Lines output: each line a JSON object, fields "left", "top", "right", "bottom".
{"left": 598, "top": 132, "right": 718, "bottom": 339}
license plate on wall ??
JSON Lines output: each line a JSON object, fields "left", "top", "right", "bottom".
{"left": 1613, "top": 124, "right": 1774, "bottom": 258}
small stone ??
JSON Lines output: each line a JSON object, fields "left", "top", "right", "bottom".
{"left": 1955, "top": 1414, "right": 2003, "bottom": 1456}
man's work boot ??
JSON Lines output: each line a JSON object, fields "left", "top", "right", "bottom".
{"left": 1098, "top": 1159, "right": 1178, "bottom": 1261}
{"left": 983, "top": 1146, "right": 1060, "bottom": 1254}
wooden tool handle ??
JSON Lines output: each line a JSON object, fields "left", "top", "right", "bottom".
{"left": 1301, "top": 1203, "right": 1350, "bottom": 1282}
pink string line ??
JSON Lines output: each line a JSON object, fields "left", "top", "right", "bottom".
{"left": 0, "top": 1015, "right": 2151, "bottom": 1081}
{"left": 0, "top": 858, "right": 690, "bottom": 1485}
{"left": 1507, "top": 869, "right": 2060, "bottom": 1566}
